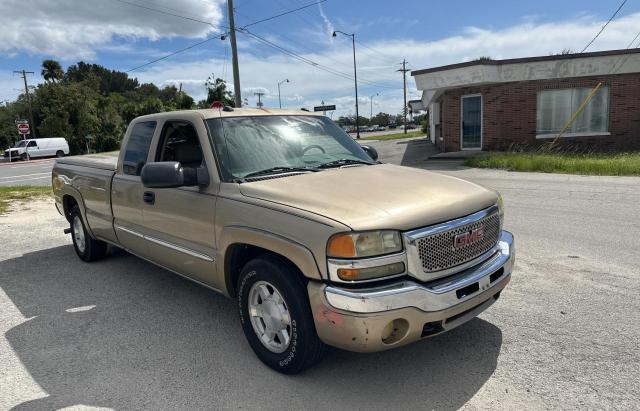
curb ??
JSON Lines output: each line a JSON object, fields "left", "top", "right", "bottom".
{"left": 0, "top": 158, "right": 56, "bottom": 167}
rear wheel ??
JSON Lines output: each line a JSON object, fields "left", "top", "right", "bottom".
{"left": 237, "top": 256, "right": 327, "bottom": 374}
{"left": 70, "top": 205, "right": 107, "bottom": 262}
{"left": 56, "top": 150, "right": 64, "bottom": 158}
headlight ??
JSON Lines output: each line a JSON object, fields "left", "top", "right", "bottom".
{"left": 327, "top": 230, "right": 403, "bottom": 259}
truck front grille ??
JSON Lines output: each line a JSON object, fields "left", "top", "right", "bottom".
{"left": 415, "top": 211, "right": 501, "bottom": 273}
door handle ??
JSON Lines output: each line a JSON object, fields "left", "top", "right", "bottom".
{"left": 143, "top": 191, "right": 155, "bottom": 205}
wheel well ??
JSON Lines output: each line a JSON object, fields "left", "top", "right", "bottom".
{"left": 225, "top": 243, "right": 304, "bottom": 297}
{"left": 62, "top": 195, "right": 78, "bottom": 223}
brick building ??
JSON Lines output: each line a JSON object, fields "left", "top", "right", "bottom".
{"left": 410, "top": 49, "right": 640, "bottom": 152}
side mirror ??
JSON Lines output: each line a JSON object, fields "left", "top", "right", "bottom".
{"left": 141, "top": 162, "right": 209, "bottom": 188}
{"left": 361, "top": 145, "right": 379, "bottom": 161}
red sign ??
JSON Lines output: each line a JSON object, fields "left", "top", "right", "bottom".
{"left": 17, "top": 123, "right": 30, "bottom": 134}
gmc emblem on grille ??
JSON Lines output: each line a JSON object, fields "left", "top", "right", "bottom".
{"left": 453, "top": 227, "right": 484, "bottom": 248}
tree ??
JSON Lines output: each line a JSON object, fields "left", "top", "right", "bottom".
{"left": 41, "top": 60, "right": 64, "bottom": 83}
{"left": 371, "top": 112, "right": 391, "bottom": 126}
{"left": 200, "top": 75, "right": 235, "bottom": 107}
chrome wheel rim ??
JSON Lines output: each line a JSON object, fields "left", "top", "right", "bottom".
{"left": 248, "top": 280, "right": 291, "bottom": 353}
{"left": 73, "top": 216, "right": 86, "bottom": 253}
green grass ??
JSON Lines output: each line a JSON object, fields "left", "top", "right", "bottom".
{"left": 465, "top": 152, "right": 640, "bottom": 176}
{"left": 359, "top": 130, "right": 425, "bottom": 141}
{"left": 0, "top": 186, "right": 52, "bottom": 215}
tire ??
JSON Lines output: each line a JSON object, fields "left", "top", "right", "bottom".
{"left": 20, "top": 153, "right": 27, "bottom": 161}
{"left": 70, "top": 205, "right": 107, "bottom": 262}
{"left": 56, "top": 150, "right": 64, "bottom": 158}
{"left": 237, "top": 256, "right": 327, "bottom": 374}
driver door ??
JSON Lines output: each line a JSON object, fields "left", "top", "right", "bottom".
{"left": 138, "top": 119, "right": 219, "bottom": 287}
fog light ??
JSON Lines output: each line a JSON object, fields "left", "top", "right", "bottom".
{"left": 337, "top": 262, "right": 405, "bottom": 281}
{"left": 381, "top": 318, "right": 409, "bottom": 345}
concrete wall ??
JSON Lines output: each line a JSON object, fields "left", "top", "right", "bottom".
{"left": 436, "top": 73, "right": 640, "bottom": 152}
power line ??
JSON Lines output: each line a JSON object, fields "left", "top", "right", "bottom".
{"left": 242, "top": 0, "right": 327, "bottom": 29}
{"left": 625, "top": 29, "right": 640, "bottom": 49}
{"left": 581, "top": 0, "right": 628, "bottom": 53}
{"left": 124, "top": 0, "right": 331, "bottom": 73}
{"left": 126, "top": 35, "right": 224, "bottom": 72}
{"left": 110, "top": 0, "right": 219, "bottom": 29}
{"left": 240, "top": 28, "right": 398, "bottom": 89}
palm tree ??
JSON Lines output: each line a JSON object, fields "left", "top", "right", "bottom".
{"left": 41, "top": 60, "right": 64, "bottom": 83}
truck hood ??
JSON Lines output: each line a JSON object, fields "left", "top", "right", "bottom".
{"left": 238, "top": 163, "right": 498, "bottom": 231}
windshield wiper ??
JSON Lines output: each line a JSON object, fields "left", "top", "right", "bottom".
{"left": 317, "top": 159, "right": 374, "bottom": 169}
{"left": 243, "top": 166, "right": 317, "bottom": 179}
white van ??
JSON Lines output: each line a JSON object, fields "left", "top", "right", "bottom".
{"left": 3, "top": 138, "right": 70, "bottom": 161}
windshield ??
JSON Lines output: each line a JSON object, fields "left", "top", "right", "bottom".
{"left": 206, "top": 115, "right": 374, "bottom": 180}
{"left": 13, "top": 141, "right": 26, "bottom": 148}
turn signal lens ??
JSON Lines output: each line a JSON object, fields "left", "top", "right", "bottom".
{"left": 337, "top": 262, "right": 405, "bottom": 281}
{"left": 327, "top": 234, "right": 357, "bottom": 258}
{"left": 327, "top": 231, "right": 403, "bottom": 258}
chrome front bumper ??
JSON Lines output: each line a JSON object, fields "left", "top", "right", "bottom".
{"left": 308, "top": 230, "right": 514, "bottom": 352}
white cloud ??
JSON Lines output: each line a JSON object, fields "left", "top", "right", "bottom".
{"left": 4, "top": 9, "right": 640, "bottom": 117}
{"left": 0, "top": 0, "right": 224, "bottom": 60}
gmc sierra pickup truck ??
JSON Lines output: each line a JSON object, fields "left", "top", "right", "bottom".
{"left": 52, "top": 108, "right": 515, "bottom": 374}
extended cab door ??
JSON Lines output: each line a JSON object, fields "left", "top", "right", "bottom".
{"left": 139, "top": 116, "right": 219, "bottom": 288}
{"left": 111, "top": 120, "right": 158, "bottom": 257}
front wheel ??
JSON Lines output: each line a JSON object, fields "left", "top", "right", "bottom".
{"left": 56, "top": 150, "right": 64, "bottom": 158}
{"left": 237, "top": 256, "right": 327, "bottom": 374}
{"left": 20, "top": 153, "right": 27, "bottom": 161}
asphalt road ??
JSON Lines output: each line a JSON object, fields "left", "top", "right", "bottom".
{"left": 1, "top": 137, "right": 639, "bottom": 409}
{"left": 0, "top": 158, "right": 55, "bottom": 186}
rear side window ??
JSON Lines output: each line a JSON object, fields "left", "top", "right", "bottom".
{"left": 123, "top": 121, "right": 156, "bottom": 176}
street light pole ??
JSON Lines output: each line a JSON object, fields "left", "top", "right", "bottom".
{"left": 277, "top": 78, "right": 289, "bottom": 109}
{"left": 370, "top": 92, "right": 378, "bottom": 120}
{"left": 333, "top": 30, "right": 360, "bottom": 139}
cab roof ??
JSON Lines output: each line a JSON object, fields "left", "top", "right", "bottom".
{"left": 136, "top": 107, "right": 324, "bottom": 122}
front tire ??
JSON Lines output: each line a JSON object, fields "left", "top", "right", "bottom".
{"left": 56, "top": 150, "right": 64, "bottom": 158}
{"left": 70, "top": 205, "right": 107, "bottom": 262}
{"left": 237, "top": 256, "right": 327, "bottom": 374}
{"left": 20, "top": 153, "right": 27, "bottom": 161}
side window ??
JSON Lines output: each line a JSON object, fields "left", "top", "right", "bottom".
{"left": 123, "top": 121, "right": 156, "bottom": 176}
{"left": 27, "top": 141, "right": 37, "bottom": 147}
{"left": 156, "top": 121, "right": 203, "bottom": 168}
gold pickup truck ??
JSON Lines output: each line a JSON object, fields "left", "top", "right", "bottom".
{"left": 52, "top": 108, "right": 514, "bottom": 374}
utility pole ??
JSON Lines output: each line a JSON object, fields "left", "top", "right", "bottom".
{"left": 370, "top": 93, "right": 378, "bottom": 120}
{"left": 14, "top": 70, "right": 36, "bottom": 138}
{"left": 227, "top": 0, "right": 242, "bottom": 107}
{"left": 332, "top": 30, "right": 360, "bottom": 138}
{"left": 397, "top": 59, "right": 410, "bottom": 134}
{"left": 254, "top": 92, "right": 265, "bottom": 108}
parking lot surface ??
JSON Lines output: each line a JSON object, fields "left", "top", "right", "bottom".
{"left": 1, "top": 138, "right": 639, "bottom": 410}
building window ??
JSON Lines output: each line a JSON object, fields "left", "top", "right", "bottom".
{"left": 536, "top": 86, "right": 609, "bottom": 137}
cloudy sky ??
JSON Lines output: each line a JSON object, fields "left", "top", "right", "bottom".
{"left": 1, "top": 0, "right": 640, "bottom": 117}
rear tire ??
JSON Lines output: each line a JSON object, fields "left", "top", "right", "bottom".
{"left": 70, "top": 205, "right": 107, "bottom": 262}
{"left": 237, "top": 256, "right": 327, "bottom": 374}
{"left": 56, "top": 150, "right": 64, "bottom": 158}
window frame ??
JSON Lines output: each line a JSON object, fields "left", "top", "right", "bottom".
{"left": 153, "top": 119, "right": 205, "bottom": 167}
{"left": 121, "top": 120, "right": 157, "bottom": 177}
{"left": 535, "top": 86, "right": 610, "bottom": 139}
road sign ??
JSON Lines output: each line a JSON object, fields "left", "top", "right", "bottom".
{"left": 314, "top": 104, "right": 335, "bottom": 112}
{"left": 17, "top": 123, "right": 30, "bottom": 134}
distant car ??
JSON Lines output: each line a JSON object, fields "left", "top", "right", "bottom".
{"left": 3, "top": 137, "right": 70, "bottom": 161}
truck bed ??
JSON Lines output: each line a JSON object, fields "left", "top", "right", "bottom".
{"left": 55, "top": 152, "right": 119, "bottom": 171}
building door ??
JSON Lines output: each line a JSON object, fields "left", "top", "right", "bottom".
{"left": 461, "top": 95, "right": 482, "bottom": 150}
